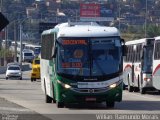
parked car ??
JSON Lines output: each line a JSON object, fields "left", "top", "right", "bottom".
{"left": 6, "top": 63, "right": 22, "bottom": 80}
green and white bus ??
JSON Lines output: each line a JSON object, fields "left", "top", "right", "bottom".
{"left": 40, "top": 22, "right": 125, "bottom": 108}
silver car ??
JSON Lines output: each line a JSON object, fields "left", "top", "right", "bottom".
{"left": 6, "top": 65, "right": 22, "bottom": 80}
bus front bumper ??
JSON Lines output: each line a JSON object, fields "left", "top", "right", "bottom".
{"left": 56, "top": 82, "right": 123, "bottom": 103}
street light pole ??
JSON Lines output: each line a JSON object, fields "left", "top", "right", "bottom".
{"left": 19, "top": 23, "right": 22, "bottom": 67}
{"left": 4, "top": 25, "right": 7, "bottom": 66}
{"left": 0, "top": 0, "right": 2, "bottom": 12}
{"left": 19, "top": 17, "right": 31, "bottom": 67}
{"left": 14, "top": 21, "right": 17, "bottom": 62}
{"left": 118, "top": 1, "right": 121, "bottom": 31}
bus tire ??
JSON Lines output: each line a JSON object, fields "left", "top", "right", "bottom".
{"left": 31, "top": 78, "right": 33, "bottom": 82}
{"left": 134, "top": 87, "right": 139, "bottom": 92}
{"left": 106, "top": 101, "right": 115, "bottom": 108}
{"left": 128, "top": 85, "right": 134, "bottom": 92}
{"left": 34, "top": 78, "right": 36, "bottom": 81}
{"left": 45, "top": 94, "right": 52, "bottom": 103}
{"left": 53, "top": 98, "right": 56, "bottom": 103}
{"left": 140, "top": 88, "right": 145, "bottom": 94}
{"left": 123, "top": 82, "right": 126, "bottom": 90}
{"left": 52, "top": 83, "right": 56, "bottom": 103}
{"left": 56, "top": 102, "right": 64, "bottom": 108}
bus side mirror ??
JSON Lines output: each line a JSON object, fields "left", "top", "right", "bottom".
{"left": 121, "top": 39, "right": 125, "bottom": 44}
{"left": 51, "top": 47, "right": 57, "bottom": 58}
{"left": 122, "top": 45, "right": 127, "bottom": 56}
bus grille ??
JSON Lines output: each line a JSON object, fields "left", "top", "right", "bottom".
{"left": 72, "top": 88, "right": 109, "bottom": 93}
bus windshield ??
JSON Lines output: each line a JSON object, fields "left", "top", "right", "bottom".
{"left": 91, "top": 38, "right": 122, "bottom": 76}
{"left": 142, "top": 46, "right": 153, "bottom": 73}
{"left": 24, "top": 53, "right": 33, "bottom": 56}
{"left": 57, "top": 37, "right": 122, "bottom": 78}
{"left": 34, "top": 47, "right": 41, "bottom": 54}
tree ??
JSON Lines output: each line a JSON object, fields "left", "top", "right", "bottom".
{"left": 147, "top": 24, "right": 160, "bottom": 37}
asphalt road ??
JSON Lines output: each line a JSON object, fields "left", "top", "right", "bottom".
{"left": 0, "top": 71, "right": 160, "bottom": 120}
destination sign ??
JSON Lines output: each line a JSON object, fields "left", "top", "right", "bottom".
{"left": 62, "top": 62, "right": 82, "bottom": 68}
{"left": 62, "top": 40, "right": 87, "bottom": 45}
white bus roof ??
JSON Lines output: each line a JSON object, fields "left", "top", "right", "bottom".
{"left": 154, "top": 36, "right": 160, "bottom": 41}
{"left": 125, "top": 38, "right": 154, "bottom": 45}
{"left": 42, "top": 22, "right": 120, "bottom": 38}
{"left": 22, "top": 49, "right": 33, "bottom": 53}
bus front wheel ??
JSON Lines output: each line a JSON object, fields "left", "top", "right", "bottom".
{"left": 45, "top": 94, "right": 52, "bottom": 103}
{"left": 128, "top": 85, "right": 134, "bottom": 92}
{"left": 56, "top": 101, "right": 64, "bottom": 108}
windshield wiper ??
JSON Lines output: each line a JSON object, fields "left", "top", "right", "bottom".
{"left": 93, "top": 59, "right": 107, "bottom": 76}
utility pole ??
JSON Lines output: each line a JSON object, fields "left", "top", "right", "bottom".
{"left": 4, "top": 25, "right": 7, "bottom": 66}
{"left": 0, "top": 0, "right": 2, "bottom": 50}
{"left": 14, "top": 21, "right": 17, "bottom": 62}
{"left": 118, "top": 0, "right": 121, "bottom": 31}
{"left": 19, "top": 23, "right": 22, "bottom": 67}
{"left": 0, "top": 0, "right": 2, "bottom": 12}
{"left": 145, "top": 0, "right": 148, "bottom": 38}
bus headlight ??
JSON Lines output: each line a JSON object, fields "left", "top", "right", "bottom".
{"left": 57, "top": 80, "right": 71, "bottom": 89}
{"left": 64, "top": 84, "right": 71, "bottom": 89}
{"left": 109, "top": 83, "right": 117, "bottom": 88}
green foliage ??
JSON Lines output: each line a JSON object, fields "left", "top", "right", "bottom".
{"left": 147, "top": 24, "right": 160, "bottom": 37}
{"left": 0, "top": 49, "right": 13, "bottom": 57}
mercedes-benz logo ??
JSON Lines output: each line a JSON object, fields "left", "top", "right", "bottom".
{"left": 89, "top": 89, "right": 94, "bottom": 93}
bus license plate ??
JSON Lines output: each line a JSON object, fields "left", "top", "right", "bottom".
{"left": 85, "top": 97, "right": 96, "bottom": 101}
